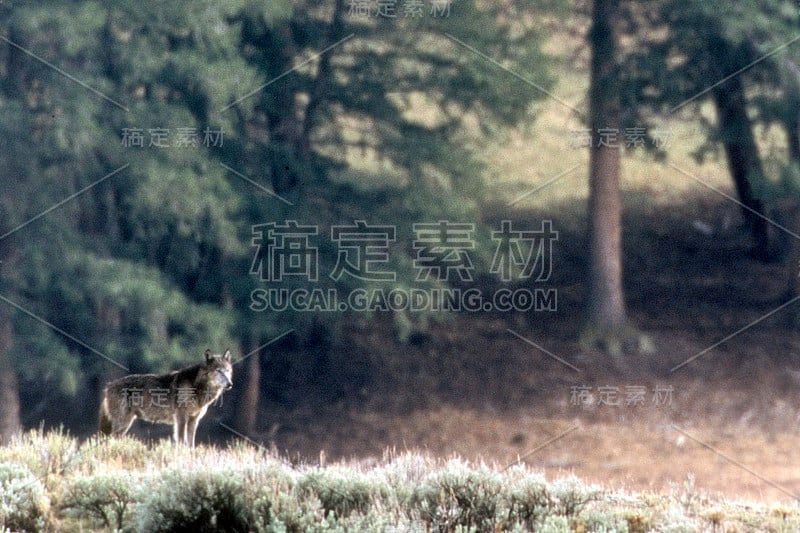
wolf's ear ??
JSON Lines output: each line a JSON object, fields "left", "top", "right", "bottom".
{"left": 223, "top": 348, "right": 232, "bottom": 362}
{"left": 205, "top": 349, "right": 212, "bottom": 364}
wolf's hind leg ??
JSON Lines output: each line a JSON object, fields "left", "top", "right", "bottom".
{"left": 98, "top": 398, "right": 114, "bottom": 435}
{"left": 111, "top": 414, "right": 136, "bottom": 436}
{"left": 100, "top": 395, "right": 137, "bottom": 437}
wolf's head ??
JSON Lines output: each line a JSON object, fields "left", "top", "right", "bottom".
{"left": 204, "top": 348, "right": 234, "bottom": 391}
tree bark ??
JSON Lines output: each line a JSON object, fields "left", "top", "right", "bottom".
{"left": 298, "top": 0, "right": 346, "bottom": 159}
{"left": 235, "top": 341, "right": 261, "bottom": 436}
{"left": 786, "top": 61, "right": 800, "bottom": 163}
{"left": 789, "top": 116, "right": 800, "bottom": 163}
{"left": 777, "top": 198, "right": 800, "bottom": 304}
{"left": 0, "top": 310, "right": 21, "bottom": 444}
{"left": 582, "top": 0, "right": 627, "bottom": 353}
{"left": 0, "top": 211, "right": 21, "bottom": 444}
{"left": 711, "top": 75, "right": 770, "bottom": 260}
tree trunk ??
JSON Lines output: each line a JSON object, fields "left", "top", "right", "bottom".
{"left": 0, "top": 316, "right": 21, "bottom": 444}
{"left": 0, "top": 211, "right": 21, "bottom": 444}
{"left": 786, "top": 96, "right": 800, "bottom": 163}
{"left": 581, "top": 0, "right": 626, "bottom": 355}
{"left": 711, "top": 75, "right": 770, "bottom": 260}
{"left": 298, "top": 0, "right": 346, "bottom": 159}
{"left": 789, "top": 118, "right": 800, "bottom": 163}
{"left": 786, "top": 61, "right": 800, "bottom": 163}
{"left": 235, "top": 340, "right": 261, "bottom": 436}
{"left": 777, "top": 198, "right": 800, "bottom": 304}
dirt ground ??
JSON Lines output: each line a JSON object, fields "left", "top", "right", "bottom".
{"left": 262, "top": 328, "right": 800, "bottom": 504}
{"left": 251, "top": 198, "right": 800, "bottom": 505}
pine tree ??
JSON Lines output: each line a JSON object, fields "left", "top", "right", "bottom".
{"left": 0, "top": 0, "right": 554, "bottom": 436}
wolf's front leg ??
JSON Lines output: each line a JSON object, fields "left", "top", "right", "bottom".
{"left": 173, "top": 413, "right": 188, "bottom": 444}
{"left": 186, "top": 416, "right": 202, "bottom": 448}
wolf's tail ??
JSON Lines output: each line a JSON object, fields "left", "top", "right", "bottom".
{"left": 98, "top": 394, "right": 113, "bottom": 435}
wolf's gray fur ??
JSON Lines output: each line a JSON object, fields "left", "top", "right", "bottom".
{"left": 98, "top": 349, "right": 233, "bottom": 446}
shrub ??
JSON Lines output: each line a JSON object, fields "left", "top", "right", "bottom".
{"left": 3, "top": 428, "right": 80, "bottom": 488}
{"left": 578, "top": 510, "right": 633, "bottom": 532}
{"left": 135, "top": 469, "right": 252, "bottom": 533}
{"left": 298, "top": 469, "right": 383, "bottom": 518}
{"left": 0, "top": 462, "right": 50, "bottom": 533}
{"left": 538, "top": 514, "right": 570, "bottom": 533}
{"left": 413, "top": 461, "right": 502, "bottom": 532}
{"left": 504, "top": 469, "right": 554, "bottom": 527}
{"left": 377, "top": 453, "right": 430, "bottom": 511}
{"left": 549, "top": 476, "right": 602, "bottom": 517}
{"left": 60, "top": 472, "right": 144, "bottom": 530}
{"left": 254, "top": 490, "right": 328, "bottom": 533}
{"left": 656, "top": 507, "right": 697, "bottom": 533}
{"left": 335, "top": 509, "right": 423, "bottom": 532}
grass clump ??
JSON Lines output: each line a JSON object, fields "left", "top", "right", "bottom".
{"left": 0, "top": 461, "right": 50, "bottom": 533}
{"left": 79, "top": 435, "right": 149, "bottom": 472}
{"left": 0, "top": 428, "right": 80, "bottom": 489}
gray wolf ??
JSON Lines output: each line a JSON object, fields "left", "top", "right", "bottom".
{"left": 98, "top": 349, "right": 233, "bottom": 446}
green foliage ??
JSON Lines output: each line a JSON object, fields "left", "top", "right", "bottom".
{"left": 135, "top": 468, "right": 252, "bottom": 533}
{"left": 620, "top": 0, "right": 799, "bottom": 162}
{"left": 74, "top": 254, "right": 235, "bottom": 372}
{"left": 413, "top": 460, "right": 502, "bottom": 531}
{"left": 0, "top": 462, "right": 50, "bottom": 533}
{"left": 537, "top": 515, "right": 570, "bottom": 533}
{"left": 778, "top": 162, "right": 800, "bottom": 198}
{"left": 582, "top": 510, "right": 632, "bottom": 533}
{"left": 504, "top": 469, "right": 554, "bottom": 527}
{"left": 651, "top": 508, "right": 696, "bottom": 533}
{"left": 0, "top": 428, "right": 81, "bottom": 490}
{"left": 0, "top": 0, "right": 556, "bottom": 419}
{"left": 298, "top": 469, "right": 385, "bottom": 518}
{"left": 549, "top": 475, "right": 602, "bottom": 517}
{"left": 60, "top": 472, "right": 143, "bottom": 530}
{"left": 254, "top": 490, "right": 328, "bottom": 533}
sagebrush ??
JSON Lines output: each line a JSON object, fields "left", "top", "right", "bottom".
{"left": 0, "top": 430, "right": 797, "bottom": 532}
